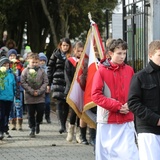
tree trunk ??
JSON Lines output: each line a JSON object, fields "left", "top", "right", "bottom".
{"left": 40, "top": 0, "right": 58, "bottom": 47}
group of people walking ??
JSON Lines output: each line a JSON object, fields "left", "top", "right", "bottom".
{"left": 47, "top": 38, "right": 95, "bottom": 145}
{"left": 0, "top": 32, "right": 160, "bottom": 160}
{"left": 91, "top": 39, "right": 160, "bottom": 160}
{"left": 0, "top": 37, "right": 95, "bottom": 147}
{"left": 0, "top": 38, "right": 51, "bottom": 139}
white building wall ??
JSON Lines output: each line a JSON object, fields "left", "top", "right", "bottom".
{"left": 112, "top": 13, "right": 123, "bottom": 39}
{"left": 148, "top": 0, "right": 160, "bottom": 44}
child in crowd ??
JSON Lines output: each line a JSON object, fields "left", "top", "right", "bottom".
{"left": 6, "top": 39, "right": 17, "bottom": 50}
{"left": 91, "top": 39, "right": 139, "bottom": 160}
{"left": 23, "top": 46, "right": 32, "bottom": 68}
{"left": 7, "top": 49, "right": 24, "bottom": 130}
{"left": 22, "top": 51, "right": 32, "bottom": 114}
{"left": 21, "top": 53, "right": 48, "bottom": 138}
{"left": 64, "top": 41, "right": 83, "bottom": 143}
{"left": 39, "top": 52, "right": 51, "bottom": 123}
{"left": 0, "top": 56, "right": 18, "bottom": 140}
{"left": 0, "top": 46, "right": 9, "bottom": 58}
{"left": 0, "top": 31, "right": 8, "bottom": 48}
{"left": 128, "top": 40, "right": 160, "bottom": 160}
{"left": 23, "top": 53, "right": 32, "bottom": 68}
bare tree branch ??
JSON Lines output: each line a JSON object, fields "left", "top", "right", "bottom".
{"left": 40, "top": 0, "right": 58, "bottom": 46}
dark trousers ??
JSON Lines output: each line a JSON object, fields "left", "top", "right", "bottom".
{"left": 69, "top": 108, "right": 79, "bottom": 127}
{"left": 0, "top": 100, "right": 12, "bottom": 133}
{"left": 56, "top": 100, "right": 69, "bottom": 111}
{"left": 44, "top": 93, "right": 50, "bottom": 118}
{"left": 56, "top": 100, "right": 69, "bottom": 130}
{"left": 27, "top": 103, "right": 44, "bottom": 129}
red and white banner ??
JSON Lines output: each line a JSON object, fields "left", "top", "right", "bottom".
{"left": 66, "top": 23, "right": 105, "bottom": 128}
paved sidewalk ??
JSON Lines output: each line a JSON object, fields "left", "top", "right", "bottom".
{"left": 0, "top": 111, "right": 95, "bottom": 160}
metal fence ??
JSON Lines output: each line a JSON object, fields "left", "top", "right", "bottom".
{"left": 123, "top": 0, "right": 149, "bottom": 72}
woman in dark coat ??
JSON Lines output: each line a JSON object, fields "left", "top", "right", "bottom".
{"left": 47, "top": 38, "right": 72, "bottom": 134}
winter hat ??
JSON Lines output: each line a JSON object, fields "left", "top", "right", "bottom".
{"left": 25, "top": 45, "right": 31, "bottom": 53}
{"left": 0, "top": 56, "right": 10, "bottom": 67}
{"left": 39, "top": 52, "right": 48, "bottom": 62}
{"left": 23, "top": 46, "right": 32, "bottom": 60}
{"left": 0, "top": 47, "right": 9, "bottom": 58}
{"left": 8, "top": 49, "right": 17, "bottom": 57}
{"left": 1, "top": 46, "right": 9, "bottom": 53}
{"left": 23, "top": 45, "right": 32, "bottom": 58}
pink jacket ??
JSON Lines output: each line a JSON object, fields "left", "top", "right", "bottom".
{"left": 91, "top": 60, "right": 134, "bottom": 124}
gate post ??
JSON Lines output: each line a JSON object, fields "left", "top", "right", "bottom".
{"left": 148, "top": 0, "right": 160, "bottom": 43}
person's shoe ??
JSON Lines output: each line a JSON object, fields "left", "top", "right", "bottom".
{"left": 66, "top": 124, "right": 74, "bottom": 142}
{"left": 90, "top": 139, "right": 95, "bottom": 146}
{"left": 0, "top": 132, "right": 4, "bottom": 140}
{"left": 80, "top": 127, "right": 89, "bottom": 145}
{"left": 46, "top": 117, "right": 51, "bottom": 124}
{"left": 36, "top": 124, "right": 40, "bottom": 134}
{"left": 5, "top": 131, "right": 12, "bottom": 138}
{"left": 89, "top": 128, "right": 96, "bottom": 146}
{"left": 75, "top": 127, "right": 82, "bottom": 143}
{"left": 59, "top": 127, "right": 67, "bottom": 134}
{"left": 10, "top": 119, "right": 16, "bottom": 130}
{"left": 59, "top": 128, "right": 65, "bottom": 134}
{"left": 81, "top": 139, "right": 89, "bottom": 145}
{"left": 29, "top": 132, "right": 35, "bottom": 138}
{"left": 59, "top": 123, "right": 67, "bottom": 134}
{"left": 29, "top": 131, "right": 35, "bottom": 138}
{"left": 29, "top": 128, "right": 35, "bottom": 138}
{"left": 16, "top": 118, "right": 23, "bottom": 131}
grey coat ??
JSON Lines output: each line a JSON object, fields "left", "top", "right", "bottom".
{"left": 21, "top": 66, "right": 48, "bottom": 104}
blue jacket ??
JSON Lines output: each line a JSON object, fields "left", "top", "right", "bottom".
{"left": 0, "top": 69, "right": 16, "bottom": 101}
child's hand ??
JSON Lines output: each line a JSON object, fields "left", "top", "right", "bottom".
{"left": 119, "top": 103, "right": 129, "bottom": 114}
{"left": 15, "top": 99, "right": 21, "bottom": 107}
{"left": 34, "top": 90, "right": 38, "bottom": 96}
{"left": 157, "top": 119, "right": 160, "bottom": 126}
{"left": 46, "top": 86, "right": 50, "bottom": 93}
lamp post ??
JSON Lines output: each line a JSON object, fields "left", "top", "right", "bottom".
{"left": 106, "top": 9, "right": 109, "bottom": 40}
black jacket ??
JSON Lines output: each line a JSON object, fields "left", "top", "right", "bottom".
{"left": 128, "top": 61, "right": 160, "bottom": 134}
{"left": 64, "top": 57, "right": 77, "bottom": 95}
{"left": 47, "top": 49, "right": 67, "bottom": 100}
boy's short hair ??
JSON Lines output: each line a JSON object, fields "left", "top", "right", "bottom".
{"left": 106, "top": 38, "right": 113, "bottom": 48}
{"left": 108, "top": 38, "right": 127, "bottom": 52}
{"left": 27, "top": 52, "right": 39, "bottom": 60}
{"left": 149, "top": 40, "right": 160, "bottom": 55}
{"left": 104, "top": 38, "right": 113, "bottom": 57}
